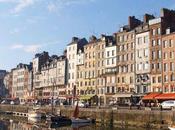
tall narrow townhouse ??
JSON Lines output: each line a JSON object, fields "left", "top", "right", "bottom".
{"left": 149, "top": 8, "right": 175, "bottom": 92}
{"left": 76, "top": 48, "right": 86, "bottom": 99}
{"left": 3, "top": 71, "right": 13, "bottom": 98}
{"left": 104, "top": 35, "right": 117, "bottom": 105}
{"left": 95, "top": 35, "right": 106, "bottom": 105}
{"left": 66, "top": 37, "right": 88, "bottom": 103}
{"left": 0, "top": 70, "right": 7, "bottom": 97}
{"left": 162, "top": 29, "right": 175, "bottom": 93}
{"left": 40, "top": 55, "right": 67, "bottom": 103}
{"left": 115, "top": 16, "right": 141, "bottom": 103}
{"left": 12, "top": 63, "right": 32, "bottom": 103}
{"left": 135, "top": 14, "right": 155, "bottom": 94}
{"left": 32, "top": 51, "right": 49, "bottom": 98}
{"left": 83, "top": 36, "right": 97, "bottom": 105}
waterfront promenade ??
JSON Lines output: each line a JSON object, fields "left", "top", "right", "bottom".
{"left": 0, "top": 104, "right": 173, "bottom": 129}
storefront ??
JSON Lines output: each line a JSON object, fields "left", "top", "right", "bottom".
{"left": 155, "top": 93, "right": 175, "bottom": 102}
{"left": 142, "top": 93, "right": 162, "bottom": 107}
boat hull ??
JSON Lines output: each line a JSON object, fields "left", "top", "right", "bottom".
{"left": 51, "top": 116, "right": 71, "bottom": 123}
{"left": 71, "top": 118, "right": 92, "bottom": 123}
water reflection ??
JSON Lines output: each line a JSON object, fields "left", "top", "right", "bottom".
{"left": 0, "top": 116, "right": 160, "bottom": 130}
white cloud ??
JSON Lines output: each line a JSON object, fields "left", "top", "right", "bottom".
{"left": 0, "top": 0, "right": 36, "bottom": 14}
{"left": 11, "top": 44, "right": 24, "bottom": 49}
{"left": 11, "top": 44, "right": 41, "bottom": 53}
{"left": 47, "top": 0, "right": 96, "bottom": 12}
{"left": 24, "top": 45, "right": 41, "bottom": 53}
{"left": 10, "top": 41, "right": 59, "bottom": 53}
{"left": 12, "top": 0, "right": 34, "bottom": 13}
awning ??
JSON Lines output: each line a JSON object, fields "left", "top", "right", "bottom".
{"left": 80, "top": 94, "right": 95, "bottom": 100}
{"left": 142, "top": 93, "right": 161, "bottom": 100}
{"left": 113, "top": 93, "right": 132, "bottom": 98}
{"left": 66, "top": 96, "right": 79, "bottom": 99}
{"left": 155, "top": 93, "right": 175, "bottom": 100}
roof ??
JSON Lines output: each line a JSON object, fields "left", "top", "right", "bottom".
{"left": 155, "top": 93, "right": 175, "bottom": 100}
{"left": 142, "top": 93, "right": 161, "bottom": 100}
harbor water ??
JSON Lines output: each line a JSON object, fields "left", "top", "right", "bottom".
{"left": 0, "top": 114, "right": 167, "bottom": 130}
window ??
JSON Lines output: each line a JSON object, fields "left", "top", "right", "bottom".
{"left": 164, "top": 52, "right": 168, "bottom": 59}
{"left": 152, "top": 29, "right": 156, "bottom": 35}
{"left": 118, "top": 77, "right": 120, "bottom": 83}
{"left": 170, "top": 62, "right": 174, "bottom": 71}
{"left": 152, "top": 63, "right": 156, "bottom": 70}
{"left": 145, "top": 62, "right": 149, "bottom": 70}
{"left": 169, "top": 39, "right": 173, "bottom": 47}
{"left": 112, "top": 50, "right": 115, "bottom": 56}
{"left": 152, "top": 40, "right": 156, "bottom": 46}
{"left": 164, "top": 63, "right": 168, "bottom": 72}
{"left": 144, "top": 49, "right": 148, "bottom": 57}
{"left": 137, "top": 50, "right": 141, "bottom": 58}
{"left": 107, "top": 60, "right": 109, "bottom": 65}
{"left": 158, "top": 76, "right": 161, "bottom": 83}
{"left": 163, "top": 40, "right": 168, "bottom": 48}
{"left": 112, "top": 58, "right": 114, "bottom": 64}
{"left": 130, "top": 76, "right": 133, "bottom": 83}
{"left": 157, "top": 50, "right": 161, "bottom": 59}
{"left": 170, "top": 52, "right": 174, "bottom": 59}
{"left": 107, "top": 51, "right": 110, "bottom": 57}
{"left": 152, "top": 51, "right": 156, "bottom": 60}
{"left": 131, "top": 42, "right": 134, "bottom": 49}
{"left": 122, "top": 77, "right": 125, "bottom": 83}
{"left": 164, "top": 75, "right": 168, "bottom": 82}
{"left": 138, "top": 63, "right": 142, "bottom": 71}
{"left": 157, "top": 39, "right": 161, "bottom": 45}
{"left": 144, "top": 36, "right": 149, "bottom": 43}
{"left": 157, "top": 62, "right": 161, "bottom": 70}
{"left": 152, "top": 77, "right": 156, "bottom": 83}
{"left": 137, "top": 37, "right": 142, "bottom": 45}
{"left": 171, "top": 74, "right": 175, "bottom": 81}
{"left": 157, "top": 28, "right": 161, "bottom": 35}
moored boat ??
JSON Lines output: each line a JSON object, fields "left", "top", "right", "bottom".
{"left": 71, "top": 117, "right": 92, "bottom": 123}
{"left": 71, "top": 101, "right": 95, "bottom": 124}
{"left": 169, "top": 127, "right": 175, "bottom": 130}
{"left": 28, "top": 110, "right": 42, "bottom": 118}
{"left": 51, "top": 115, "right": 71, "bottom": 123}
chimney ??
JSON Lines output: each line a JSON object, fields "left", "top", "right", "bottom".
{"left": 89, "top": 35, "right": 97, "bottom": 42}
{"left": 143, "top": 14, "right": 155, "bottom": 23}
{"left": 72, "top": 37, "right": 79, "bottom": 42}
{"left": 128, "top": 16, "right": 142, "bottom": 29}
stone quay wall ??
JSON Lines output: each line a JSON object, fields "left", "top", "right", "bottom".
{"left": 0, "top": 105, "right": 174, "bottom": 129}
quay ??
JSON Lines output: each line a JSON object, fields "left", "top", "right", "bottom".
{"left": 0, "top": 104, "right": 173, "bottom": 129}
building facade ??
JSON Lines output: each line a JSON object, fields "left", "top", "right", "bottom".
{"left": 0, "top": 70, "right": 7, "bottom": 98}
{"left": 12, "top": 63, "right": 32, "bottom": 103}
{"left": 149, "top": 8, "right": 175, "bottom": 92}
{"left": 162, "top": 31, "right": 175, "bottom": 93}
{"left": 135, "top": 24, "right": 151, "bottom": 94}
{"left": 66, "top": 37, "right": 87, "bottom": 103}
{"left": 3, "top": 71, "right": 13, "bottom": 98}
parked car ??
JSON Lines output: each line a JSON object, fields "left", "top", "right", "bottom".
{"left": 160, "top": 100, "right": 175, "bottom": 110}
{"left": 74, "top": 101, "right": 85, "bottom": 107}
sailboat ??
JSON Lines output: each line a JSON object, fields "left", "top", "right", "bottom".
{"left": 71, "top": 101, "right": 93, "bottom": 123}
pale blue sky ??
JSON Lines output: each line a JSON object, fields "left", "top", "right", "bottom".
{"left": 0, "top": 0, "right": 174, "bottom": 71}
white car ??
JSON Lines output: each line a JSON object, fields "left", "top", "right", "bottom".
{"left": 74, "top": 101, "right": 85, "bottom": 107}
{"left": 160, "top": 100, "right": 175, "bottom": 110}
